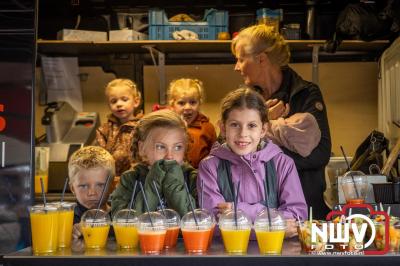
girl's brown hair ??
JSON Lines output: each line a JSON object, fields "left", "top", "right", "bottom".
{"left": 220, "top": 87, "right": 268, "bottom": 124}
{"left": 131, "top": 109, "right": 188, "bottom": 163}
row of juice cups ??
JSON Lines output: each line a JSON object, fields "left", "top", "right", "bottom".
{"left": 30, "top": 202, "right": 287, "bottom": 255}
{"left": 297, "top": 217, "right": 400, "bottom": 253}
{"left": 81, "top": 207, "right": 287, "bottom": 255}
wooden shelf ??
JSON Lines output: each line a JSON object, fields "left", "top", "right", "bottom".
{"left": 37, "top": 39, "right": 390, "bottom": 56}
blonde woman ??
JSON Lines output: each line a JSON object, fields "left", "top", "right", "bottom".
{"left": 168, "top": 78, "right": 216, "bottom": 168}
{"left": 232, "top": 24, "right": 331, "bottom": 219}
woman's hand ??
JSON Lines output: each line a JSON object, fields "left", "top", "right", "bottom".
{"left": 72, "top": 223, "right": 83, "bottom": 239}
{"left": 285, "top": 219, "right": 299, "bottom": 238}
{"left": 266, "top": 99, "right": 290, "bottom": 120}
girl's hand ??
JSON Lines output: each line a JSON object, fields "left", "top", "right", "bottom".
{"left": 72, "top": 223, "right": 82, "bottom": 239}
{"left": 216, "top": 202, "right": 233, "bottom": 215}
{"left": 285, "top": 219, "right": 299, "bottom": 238}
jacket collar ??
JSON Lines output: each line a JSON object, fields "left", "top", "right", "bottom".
{"left": 107, "top": 112, "right": 143, "bottom": 126}
{"left": 270, "top": 66, "right": 310, "bottom": 102}
{"left": 188, "top": 113, "right": 209, "bottom": 128}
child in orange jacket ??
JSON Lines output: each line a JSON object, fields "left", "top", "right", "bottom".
{"left": 168, "top": 78, "right": 216, "bottom": 168}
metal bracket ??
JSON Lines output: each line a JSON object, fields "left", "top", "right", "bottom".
{"left": 312, "top": 44, "right": 320, "bottom": 85}
{"left": 142, "top": 45, "right": 166, "bottom": 105}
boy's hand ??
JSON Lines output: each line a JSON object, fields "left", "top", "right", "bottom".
{"left": 72, "top": 223, "right": 82, "bottom": 239}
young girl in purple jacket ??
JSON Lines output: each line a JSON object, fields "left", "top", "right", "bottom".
{"left": 198, "top": 87, "right": 307, "bottom": 237}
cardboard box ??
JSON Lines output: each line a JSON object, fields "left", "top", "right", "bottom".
{"left": 109, "top": 29, "right": 148, "bottom": 41}
{"left": 57, "top": 29, "right": 107, "bottom": 42}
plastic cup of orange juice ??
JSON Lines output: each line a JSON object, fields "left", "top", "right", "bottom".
{"left": 30, "top": 204, "right": 59, "bottom": 254}
{"left": 113, "top": 209, "right": 139, "bottom": 249}
{"left": 81, "top": 209, "right": 110, "bottom": 249}
{"left": 340, "top": 171, "right": 368, "bottom": 205}
{"left": 181, "top": 209, "right": 212, "bottom": 254}
{"left": 138, "top": 212, "right": 166, "bottom": 254}
{"left": 254, "top": 208, "right": 286, "bottom": 255}
{"left": 57, "top": 202, "right": 75, "bottom": 248}
{"left": 34, "top": 147, "right": 49, "bottom": 194}
{"left": 157, "top": 209, "right": 180, "bottom": 249}
{"left": 219, "top": 209, "right": 252, "bottom": 254}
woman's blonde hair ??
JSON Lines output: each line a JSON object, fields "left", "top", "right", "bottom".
{"left": 105, "top": 78, "right": 142, "bottom": 101}
{"left": 131, "top": 109, "right": 188, "bottom": 163}
{"left": 231, "top": 24, "right": 290, "bottom": 67}
{"left": 68, "top": 146, "right": 115, "bottom": 184}
{"left": 167, "top": 78, "right": 205, "bottom": 105}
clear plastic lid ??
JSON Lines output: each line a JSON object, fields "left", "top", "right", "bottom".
{"left": 219, "top": 209, "right": 251, "bottom": 230}
{"left": 254, "top": 208, "right": 286, "bottom": 231}
{"left": 81, "top": 209, "right": 111, "bottom": 226}
{"left": 138, "top": 212, "right": 166, "bottom": 232}
{"left": 340, "top": 171, "right": 368, "bottom": 200}
{"left": 30, "top": 204, "right": 58, "bottom": 213}
{"left": 340, "top": 171, "right": 367, "bottom": 184}
{"left": 181, "top": 209, "right": 212, "bottom": 230}
{"left": 156, "top": 208, "right": 180, "bottom": 227}
{"left": 112, "top": 209, "right": 139, "bottom": 225}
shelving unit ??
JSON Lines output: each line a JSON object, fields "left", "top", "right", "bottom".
{"left": 36, "top": 39, "right": 390, "bottom": 104}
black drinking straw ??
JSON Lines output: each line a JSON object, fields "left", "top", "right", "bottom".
{"left": 200, "top": 180, "right": 204, "bottom": 209}
{"left": 152, "top": 180, "right": 166, "bottom": 217}
{"left": 340, "top": 146, "right": 360, "bottom": 199}
{"left": 94, "top": 174, "right": 112, "bottom": 220}
{"left": 60, "top": 177, "right": 69, "bottom": 204}
{"left": 126, "top": 180, "right": 138, "bottom": 220}
{"left": 184, "top": 182, "right": 198, "bottom": 226}
{"left": 139, "top": 181, "right": 154, "bottom": 227}
{"left": 234, "top": 181, "right": 241, "bottom": 229}
{"left": 40, "top": 177, "right": 47, "bottom": 208}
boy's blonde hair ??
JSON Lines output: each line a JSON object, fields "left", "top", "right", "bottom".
{"left": 68, "top": 146, "right": 115, "bottom": 184}
{"left": 105, "top": 78, "right": 142, "bottom": 101}
{"left": 168, "top": 78, "right": 205, "bottom": 105}
{"left": 231, "top": 24, "right": 290, "bottom": 67}
{"left": 131, "top": 109, "right": 188, "bottom": 163}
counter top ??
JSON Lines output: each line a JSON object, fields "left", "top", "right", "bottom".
{"left": 4, "top": 238, "right": 400, "bottom": 266}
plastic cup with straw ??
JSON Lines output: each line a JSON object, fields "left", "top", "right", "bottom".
{"left": 57, "top": 176, "right": 76, "bottom": 248}
{"left": 80, "top": 175, "right": 112, "bottom": 249}
{"left": 254, "top": 201, "right": 285, "bottom": 254}
{"left": 113, "top": 180, "right": 140, "bottom": 249}
{"left": 152, "top": 180, "right": 180, "bottom": 249}
{"left": 30, "top": 177, "right": 59, "bottom": 254}
{"left": 219, "top": 181, "right": 251, "bottom": 254}
{"left": 181, "top": 181, "right": 212, "bottom": 253}
{"left": 137, "top": 181, "right": 166, "bottom": 254}
{"left": 340, "top": 146, "right": 363, "bottom": 203}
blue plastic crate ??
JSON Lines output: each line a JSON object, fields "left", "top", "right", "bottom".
{"left": 149, "top": 9, "right": 229, "bottom": 40}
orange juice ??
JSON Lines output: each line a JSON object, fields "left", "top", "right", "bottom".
{"left": 347, "top": 199, "right": 364, "bottom": 205}
{"left": 255, "top": 230, "right": 285, "bottom": 254}
{"left": 139, "top": 230, "right": 166, "bottom": 254}
{"left": 57, "top": 209, "right": 74, "bottom": 248}
{"left": 82, "top": 224, "right": 110, "bottom": 249}
{"left": 164, "top": 227, "right": 179, "bottom": 249}
{"left": 221, "top": 228, "right": 251, "bottom": 253}
{"left": 30, "top": 207, "right": 59, "bottom": 254}
{"left": 34, "top": 175, "right": 48, "bottom": 194}
{"left": 114, "top": 224, "right": 139, "bottom": 249}
{"left": 207, "top": 223, "right": 215, "bottom": 249}
{"left": 182, "top": 229, "right": 210, "bottom": 253}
